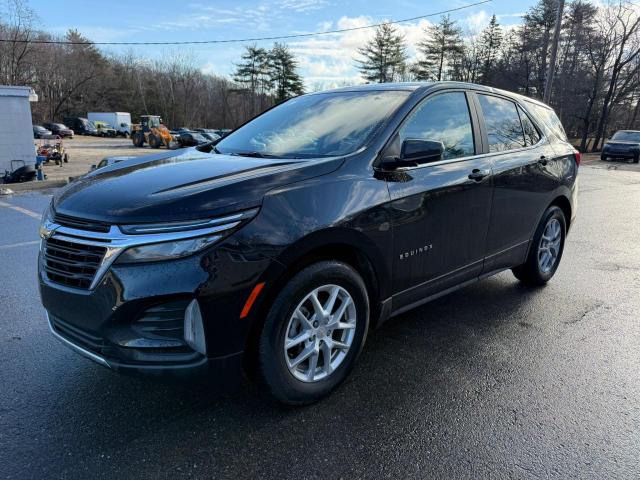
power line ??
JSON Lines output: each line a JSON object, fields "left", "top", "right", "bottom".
{"left": 0, "top": 0, "right": 492, "bottom": 46}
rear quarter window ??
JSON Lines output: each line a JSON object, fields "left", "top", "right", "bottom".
{"left": 528, "top": 103, "right": 567, "bottom": 142}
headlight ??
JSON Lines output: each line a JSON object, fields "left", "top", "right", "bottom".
{"left": 115, "top": 235, "right": 222, "bottom": 264}
{"left": 114, "top": 208, "right": 258, "bottom": 264}
{"left": 38, "top": 204, "right": 54, "bottom": 238}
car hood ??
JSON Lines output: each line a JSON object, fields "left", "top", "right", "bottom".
{"left": 53, "top": 148, "right": 342, "bottom": 224}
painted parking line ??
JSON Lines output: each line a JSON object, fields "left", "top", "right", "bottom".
{"left": 0, "top": 240, "right": 40, "bottom": 250}
{"left": 0, "top": 201, "right": 42, "bottom": 220}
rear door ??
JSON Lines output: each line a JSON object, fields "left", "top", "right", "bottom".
{"left": 472, "top": 93, "right": 559, "bottom": 274}
{"left": 383, "top": 90, "right": 494, "bottom": 312}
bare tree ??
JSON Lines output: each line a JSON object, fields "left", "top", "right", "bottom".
{"left": 591, "top": 2, "right": 640, "bottom": 150}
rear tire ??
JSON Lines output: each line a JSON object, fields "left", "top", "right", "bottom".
{"left": 634, "top": 154, "right": 639, "bottom": 164}
{"left": 512, "top": 206, "right": 566, "bottom": 286}
{"left": 258, "top": 261, "right": 369, "bottom": 405}
{"left": 600, "top": 154, "right": 607, "bottom": 161}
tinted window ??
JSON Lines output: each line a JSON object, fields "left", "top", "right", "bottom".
{"left": 529, "top": 103, "right": 567, "bottom": 142}
{"left": 399, "top": 92, "right": 475, "bottom": 160}
{"left": 216, "top": 90, "right": 410, "bottom": 159}
{"left": 518, "top": 106, "right": 541, "bottom": 146}
{"left": 478, "top": 95, "right": 525, "bottom": 152}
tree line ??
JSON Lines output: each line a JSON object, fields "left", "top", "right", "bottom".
{"left": 1, "top": 0, "right": 639, "bottom": 151}
{"left": 356, "top": 0, "right": 640, "bottom": 151}
{"left": 0, "top": 0, "right": 304, "bottom": 129}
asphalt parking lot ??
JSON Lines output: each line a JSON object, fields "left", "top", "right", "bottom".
{"left": 1, "top": 165, "right": 640, "bottom": 479}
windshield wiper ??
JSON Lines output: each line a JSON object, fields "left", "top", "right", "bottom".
{"left": 230, "top": 151, "right": 278, "bottom": 158}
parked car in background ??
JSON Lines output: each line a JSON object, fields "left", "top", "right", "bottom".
{"left": 601, "top": 130, "right": 640, "bottom": 163}
{"left": 33, "top": 125, "right": 52, "bottom": 138}
{"left": 193, "top": 129, "right": 221, "bottom": 142}
{"left": 177, "top": 131, "right": 209, "bottom": 147}
{"left": 93, "top": 121, "right": 117, "bottom": 138}
{"left": 88, "top": 112, "right": 132, "bottom": 137}
{"left": 43, "top": 122, "right": 74, "bottom": 138}
{"left": 39, "top": 82, "right": 578, "bottom": 405}
{"left": 213, "top": 128, "right": 232, "bottom": 137}
{"left": 63, "top": 117, "right": 98, "bottom": 136}
{"left": 200, "top": 131, "right": 221, "bottom": 142}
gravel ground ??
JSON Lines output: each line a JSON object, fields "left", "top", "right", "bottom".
{"left": 39, "top": 135, "right": 178, "bottom": 182}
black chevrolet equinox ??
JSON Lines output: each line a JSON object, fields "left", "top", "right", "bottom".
{"left": 39, "top": 82, "right": 579, "bottom": 404}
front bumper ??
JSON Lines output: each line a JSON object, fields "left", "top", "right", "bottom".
{"left": 47, "top": 311, "right": 242, "bottom": 378}
{"left": 39, "top": 232, "right": 276, "bottom": 378}
{"left": 603, "top": 148, "right": 638, "bottom": 159}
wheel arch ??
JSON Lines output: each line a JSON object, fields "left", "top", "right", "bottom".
{"left": 242, "top": 228, "right": 389, "bottom": 374}
{"left": 549, "top": 194, "right": 572, "bottom": 231}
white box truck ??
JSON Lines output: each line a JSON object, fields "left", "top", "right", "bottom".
{"left": 87, "top": 112, "right": 132, "bottom": 137}
{"left": 0, "top": 85, "right": 38, "bottom": 176}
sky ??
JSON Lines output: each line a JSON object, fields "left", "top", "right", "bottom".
{"left": 25, "top": 0, "right": 538, "bottom": 88}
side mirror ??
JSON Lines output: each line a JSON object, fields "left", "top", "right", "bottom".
{"left": 400, "top": 139, "right": 444, "bottom": 164}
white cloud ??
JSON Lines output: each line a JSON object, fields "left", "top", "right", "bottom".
{"left": 289, "top": 16, "right": 433, "bottom": 87}
{"left": 465, "top": 10, "right": 490, "bottom": 33}
{"left": 277, "top": 0, "right": 329, "bottom": 13}
{"left": 200, "top": 61, "right": 217, "bottom": 75}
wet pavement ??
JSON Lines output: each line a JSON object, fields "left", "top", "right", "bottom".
{"left": 1, "top": 166, "right": 639, "bottom": 479}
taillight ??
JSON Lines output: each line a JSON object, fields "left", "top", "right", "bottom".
{"left": 573, "top": 150, "right": 581, "bottom": 166}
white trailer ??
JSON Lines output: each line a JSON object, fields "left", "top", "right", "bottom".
{"left": 87, "top": 112, "right": 132, "bottom": 136}
{"left": 0, "top": 86, "right": 38, "bottom": 175}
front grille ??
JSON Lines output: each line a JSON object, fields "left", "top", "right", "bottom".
{"left": 44, "top": 237, "right": 106, "bottom": 289}
{"left": 53, "top": 212, "right": 111, "bottom": 233}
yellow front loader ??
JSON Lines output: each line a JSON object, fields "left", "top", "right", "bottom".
{"left": 131, "top": 115, "right": 172, "bottom": 148}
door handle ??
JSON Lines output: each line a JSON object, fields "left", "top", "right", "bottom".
{"left": 468, "top": 169, "right": 490, "bottom": 181}
{"left": 538, "top": 155, "right": 548, "bottom": 166}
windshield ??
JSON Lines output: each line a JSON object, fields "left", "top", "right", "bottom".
{"left": 216, "top": 90, "right": 411, "bottom": 159}
{"left": 612, "top": 131, "right": 640, "bottom": 142}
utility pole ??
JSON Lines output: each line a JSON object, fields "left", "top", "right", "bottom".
{"left": 543, "top": 0, "right": 565, "bottom": 104}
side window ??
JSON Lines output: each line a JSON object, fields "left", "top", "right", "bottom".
{"left": 530, "top": 103, "right": 568, "bottom": 142}
{"left": 518, "top": 106, "right": 541, "bottom": 146}
{"left": 478, "top": 94, "right": 526, "bottom": 152}
{"left": 399, "top": 92, "right": 475, "bottom": 161}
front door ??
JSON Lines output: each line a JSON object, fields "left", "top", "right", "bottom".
{"left": 383, "top": 91, "right": 494, "bottom": 312}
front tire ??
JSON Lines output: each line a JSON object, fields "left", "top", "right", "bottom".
{"left": 258, "top": 261, "right": 369, "bottom": 405}
{"left": 634, "top": 154, "right": 639, "bottom": 164}
{"left": 600, "top": 154, "right": 607, "bottom": 161}
{"left": 132, "top": 132, "right": 144, "bottom": 147}
{"left": 513, "top": 206, "right": 566, "bottom": 286}
{"left": 149, "top": 134, "right": 161, "bottom": 148}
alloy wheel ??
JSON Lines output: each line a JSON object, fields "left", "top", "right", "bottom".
{"left": 283, "top": 284, "right": 357, "bottom": 383}
{"left": 538, "top": 218, "right": 562, "bottom": 273}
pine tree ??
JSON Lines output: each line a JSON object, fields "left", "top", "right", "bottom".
{"left": 478, "top": 15, "right": 503, "bottom": 84}
{"left": 414, "top": 15, "right": 465, "bottom": 81}
{"left": 268, "top": 43, "right": 304, "bottom": 103}
{"left": 233, "top": 44, "right": 271, "bottom": 114}
{"left": 355, "top": 23, "right": 408, "bottom": 83}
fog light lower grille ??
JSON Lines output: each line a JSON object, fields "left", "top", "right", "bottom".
{"left": 184, "top": 299, "right": 207, "bottom": 355}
